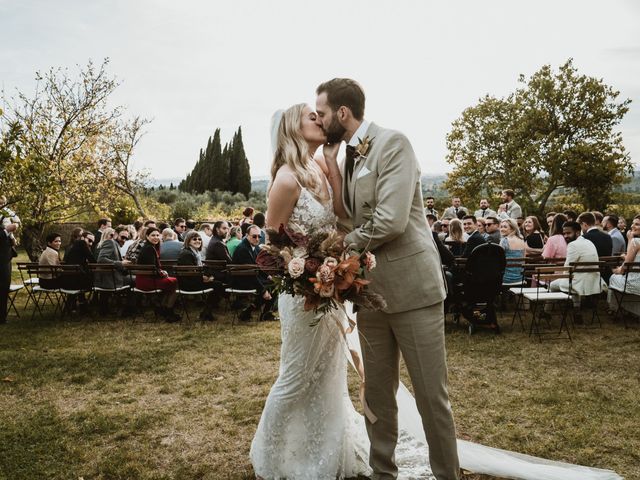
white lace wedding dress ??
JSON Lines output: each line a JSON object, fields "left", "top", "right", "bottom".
{"left": 250, "top": 185, "right": 622, "bottom": 480}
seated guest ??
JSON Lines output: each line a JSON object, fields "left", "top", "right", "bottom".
{"left": 198, "top": 223, "right": 213, "bottom": 260}
{"left": 172, "top": 218, "right": 187, "bottom": 241}
{"left": 608, "top": 215, "right": 640, "bottom": 310}
{"left": 522, "top": 216, "right": 545, "bottom": 257}
{"left": 426, "top": 213, "right": 437, "bottom": 229}
{"left": 461, "top": 215, "right": 486, "bottom": 258}
{"left": 62, "top": 230, "right": 96, "bottom": 311}
{"left": 205, "top": 221, "right": 233, "bottom": 307}
{"left": 136, "top": 227, "right": 181, "bottom": 322}
{"left": 542, "top": 213, "right": 568, "bottom": 259}
{"left": 618, "top": 217, "right": 629, "bottom": 246}
{"left": 473, "top": 198, "right": 497, "bottom": 219}
{"left": 484, "top": 216, "right": 501, "bottom": 244}
{"left": 499, "top": 219, "right": 526, "bottom": 285}
{"left": 252, "top": 212, "right": 267, "bottom": 246}
{"left": 226, "top": 225, "right": 243, "bottom": 257}
{"left": 124, "top": 227, "right": 147, "bottom": 263}
{"left": 563, "top": 210, "right": 578, "bottom": 223}
{"left": 602, "top": 214, "right": 626, "bottom": 256}
{"left": 438, "top": 217, "right": 451, "bottom": 242}
{"left": 93, "top": 218, "right": 111, "bottom": 253}
{"left": 592, "top": 211, "right": 604, "bottom": 228}
{"left": 177, "top": 231, "right": 216, "bottom": 321}
{"left": 476, "top": 217, "right": 487, "bottom": 239}
{"left": 95, "top": 227, "right": 134, "bottom": 314}
{"left": 545, "top": 212, "right": 557, "bottom": 233}
{"left": 550, "top": 221, "right": 604, "bottom": 299}
{"left": 240, "top": 207, "right": 254, "bottom": 226}
{"left": 579, "top": 212, "right": 613, "bottom": 282}
{"left": 231, "top": 225, "right": 276, "bottom": 321}
{"left": 64, "top": 227, "right": 84, "bottom": 258}
{"left": 38, "top": 232, "right": 63, "bottom": 289}
{"left": 159, "top": 228, "right": 182, "bottom": 261}
{"left": 444, "top": 218, "right": 466, "bottom": 256}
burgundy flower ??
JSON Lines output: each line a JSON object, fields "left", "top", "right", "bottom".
{"left": 304, "top": 257, "right": 321, "bottom": 274}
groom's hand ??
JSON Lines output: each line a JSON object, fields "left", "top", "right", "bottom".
{"left": 322, "top": 142, "right": 341, "bottom": 163}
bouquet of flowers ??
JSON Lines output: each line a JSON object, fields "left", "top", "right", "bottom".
{"left": 257, "top": 222, "right": 386, "bottom": 323}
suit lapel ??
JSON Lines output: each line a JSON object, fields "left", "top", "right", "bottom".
{"left": 348, "top": 123, "right": 378, "bottom": 218}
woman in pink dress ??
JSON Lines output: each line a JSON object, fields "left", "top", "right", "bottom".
{"left": 542, "top": 213, "right": 568, "bottom": 259}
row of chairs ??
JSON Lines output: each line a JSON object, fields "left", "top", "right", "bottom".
{"left": 11, "top": 261, "right": 268, "bottom": 323}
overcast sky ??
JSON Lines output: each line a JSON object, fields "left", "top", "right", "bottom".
{"left": 1, "top": 0, "right": 639, "bottom": 181}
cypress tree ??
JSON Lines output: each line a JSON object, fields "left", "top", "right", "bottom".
{"left": 230, "top": 127, "right": 251, "bottom": 196}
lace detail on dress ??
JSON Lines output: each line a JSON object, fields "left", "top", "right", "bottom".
{"left": 288, "top": 185, "right": 336, "bottom": 233}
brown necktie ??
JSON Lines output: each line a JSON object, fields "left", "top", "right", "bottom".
{"left": 345, "top": 145, "right": 357, "bottom": 181}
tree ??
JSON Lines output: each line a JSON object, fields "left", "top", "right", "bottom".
{"left": 445, "top": 59, "right": 632, "bottom": 215}
{"left": 229, "top": 127, "right": 251, "bottom": 197}
{"left": 1, "top": 59, "right": 149, "bottom": 259}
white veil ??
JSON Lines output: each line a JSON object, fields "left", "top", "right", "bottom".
{"left": 270, "top": 109, "right": 284, "bottom": 157}
{"left": 343, "top": 305, "right": 622, "bottom": 480}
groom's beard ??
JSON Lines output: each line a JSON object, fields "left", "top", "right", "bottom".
{"left": 325, "top": 116, "right": 346, "bottom": 144}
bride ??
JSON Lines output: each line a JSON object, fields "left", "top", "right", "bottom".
{"left": 250, "top": 104, "right": 622, "bottom": 480}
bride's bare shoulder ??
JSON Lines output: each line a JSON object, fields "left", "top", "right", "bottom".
{"left": 270, "top": 167, "right": 300, "bottom": 194}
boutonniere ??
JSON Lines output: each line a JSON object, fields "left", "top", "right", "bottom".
{"left": 355, "top": 135, "right": 374, "bottom": 158}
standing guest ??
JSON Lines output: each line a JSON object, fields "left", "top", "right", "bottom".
{"left": 442, "top": 196, "right": 468, "bottom": 219}
{"left": 38, "top": 232, "right": 63, "bottom": 289}
{"left": 198, "top": 223, "right": 213, "bottom": 259}
{"left": 522, "top": 216, "right": 545, "bottom": 257}
{"left": 240, "top": 207, "right": 254, "bottom": 226}
{"left": 159, "top": 228, "right": 182, "bottom": 261}
{"left": 500, "top": 219, "right": 526, "bottom": 284}
{"left": 484, "top": 216, "right": 502, "bottom": 244}
{"left": 252, "top": 212, "right": 267, "bottom": 246}
{"left": 136, "top": 227, "right": 180, "bottom": 322}
{"left": 461, "top": 215, "right": 486, "bottom": 258}
{"left": 542, "top": 214, "right": 568, "bottom": 259}
{"left": 172, "top": 218, "right": 187, "bottom": 241}
{"left": 444, "top": 218, "right": 466, "bottom": 256}
{"left": 0, "top": 220, "right": 17, "bottom": 324}
{"left": 63, "top": 230, "right": 96, "bottom": 312}
{"left": 497, "top": 189, "right": 522, "bottom": 220}
{"left": 231, "top": 224, "right": 275, "bottom": 321}
{"left": 602, "top": 215, "right": 626, "bottom": 256}
{"left": 226, "top": 226, "right": 243, "bottom": 257}
{"left": 473, "top": 198, "right": 497, "bottom": 219}
{"left": 177, "top": 231, "right": 216, "bottom": 321}
{"left": 424, "top": 196, "right": 438, "bottom": 218}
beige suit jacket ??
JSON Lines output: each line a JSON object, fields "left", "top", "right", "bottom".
{"left": 343, "top": 123, "right": 446, "bottom": 313}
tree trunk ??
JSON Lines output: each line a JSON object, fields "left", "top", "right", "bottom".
{"left": 130, "top": 191, "right": 147, "bottom": 219}
{"left": 20, "top": 223, "right": 45, "bottom": 262}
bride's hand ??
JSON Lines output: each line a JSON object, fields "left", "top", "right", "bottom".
{"left": 322, "top": 142, "right": 341, "bottom": 164}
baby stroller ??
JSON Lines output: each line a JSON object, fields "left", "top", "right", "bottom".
{"left": 452, "top": 242, "right": 506, "bottom": 334}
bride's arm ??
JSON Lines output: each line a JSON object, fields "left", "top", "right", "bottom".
{"left": 265, "top": 172, "right": 300, "bottom": 230}
{"left": 316, "top": 144, "right": 348, "bottom": 219}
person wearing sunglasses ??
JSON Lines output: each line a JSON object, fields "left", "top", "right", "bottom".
{"left": 177, "top": 231, "right": 216, "bottom": 321}
{"left": 230, "top": 224, "right": 276, "bottom": 322}
{"left": 484, "top": 216, "right": 502, "bottom": 244}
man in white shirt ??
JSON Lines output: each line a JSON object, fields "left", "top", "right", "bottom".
{"left": 473, "top": 198, "right": 497, "bottom": 219}
{"left": 198, "top": 223, "right": 213, "bottom": 260}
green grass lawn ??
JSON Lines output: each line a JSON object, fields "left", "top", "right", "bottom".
{"left": 1, "top": 258, "right": 639, "bottom": 479}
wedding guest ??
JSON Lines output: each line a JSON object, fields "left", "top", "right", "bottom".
{"left": 426, "top": 214, "right": 437, "bottom": 228}
{"left": 438, "top": 217, "right": 451, "bottom": 242}
{"left": 38, "top": 232, "right": 63, "bottom": 289}
{"left": 253, "top": 212, "right": 266, "bottom": 246}
{"left": 159, "top": 228, "right": 182, "bottom": 261}
{"left": 442, "top": 196, "right": 468, "bottom": 218}
{"left": 226, "top": 226, "right": 242, "bottom": 257}
{"left": 484, "top": 216, "right": 501, "bottom": 244}
{"left": 579, "top": 212, "right": 613, "bottom": 258}
{"left": 136, "top": 227, "right": 180, "bottom": 322}
{"left": 602, "top": 215, "right": 626, "bottom": 256}
{"left": 563, "top": 210, "right": 578, "bottom": 222}
{"left": 444, "top": 218, "right": 466, "bottom": 256}
{"left": 608, "top": 215, "right": 640, "bottom": 310}
{"left": 497, "top": 189, "right": 522, "bottom": 220}
{"left": 125, "top": 227, "right": 148, "bottom": 263}
{"left": 240, "top": 207, "right": 254, "bottom": 226}
{"left": 0, "top": 220, "right": 17, "bottom": 324}
{"left": 473, "top": 198, "right": 497, "bottom": 219}
{"left": 62, "top": 230, "right": 96, "bottom": 312}
{"left": 231, "top": 224, "right": 275, "bottom": 321}
{"left": 185, "top": 219, "right": 197, "bottom": 235}
{"left": 424, "top": 196, "right": 438, "bottom": 218}
{"left": 177, "top": 231, "right": 216, "bottom": 321}
{"left": 522, "top": 216, "right": 545, "bottom": 256}
{"left": 198, "top": 223, "right": 213, "bottom": 259}
{"left": 64, "top": 227, "right": 84, "bottom": 258}
{"left": 499, "top": 219, "right": 526, "bottom": 284}
{"left": 93, "top": 218, "right": 111, "bottom": 247}
{"left": 95, "top": 226, "right": 134, "bottom": 314}
{"left": 461, "top": 215, "right": 486, "bottom": 258}
{"left": 542, "top": 214, "right": 568, "bottom": 259}
{"left": 545, "top": 212, "right": 557, "bottom": 233}
{"left": 476, "top": 217, "right": 487, "bottom": 239}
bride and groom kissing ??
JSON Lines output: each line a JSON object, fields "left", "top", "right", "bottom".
{"left": 251, "top": 78, "right": 459, "bottom": 479}
{"left": 248, "top": 78, "right": 621, "bottom": 480}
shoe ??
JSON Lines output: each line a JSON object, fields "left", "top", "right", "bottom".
{"left": 199, "top": 311, "right": 215, "bottom": 321}
{"left": 260, "top": 311, "right": 276, "bottom": 321}
{"left": 161, "top": 308, "right": 181, "bottom": 323}
{"left": 238, "top": 308, "right": 252, "bottom": 322}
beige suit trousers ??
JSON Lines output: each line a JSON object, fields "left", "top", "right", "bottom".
{"left": 358, "top": 302, "right": 459, "bottom": 480}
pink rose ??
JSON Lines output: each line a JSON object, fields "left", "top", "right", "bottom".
{"left": 323, "top": 256, "right": 338, "bottom": 268}
{"left": 364, "top": 251, "right": 377, "bottom": 272}
{"left": 317, "top": 264, "right": 335, "bottom": 284}
{"left": 287, "top": 257, "right": 306, "bottom": 279}
{"left": 319, "top": 283, "right": 335, "bottom": 298}
{"left": 305, "top": 257, "right": 321, "bottom": 274}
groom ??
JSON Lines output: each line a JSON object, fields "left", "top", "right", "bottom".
{"left": 316, "top": 78, "right": 460, "bottom": 480}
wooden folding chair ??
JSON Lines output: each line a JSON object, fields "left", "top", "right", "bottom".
{"left": 7, "top": 284, "right": 23, "bottom": 318}
{"left": 569, "top": 261, "right": 605, "bottom": 328}
{"left": 127, "top": 264, "right": 164, "bottom": 320}
{"left": 524, "top": 266, "right": 573, "bottom": 342}
{"left": 26, "top": 264, "right": 63, "bottom": 319}
{"left": 57, "top": 264, "right": 92, "bottom": 318}
{"left": 173, "top": 265, "right": 213, "bottom": 322}
{"left": 17, "top": 262, "right": 40, "bottom": 313}
{"left": 87, "top": 263, "right": 132, "bottom": 314}
{"left": 509, "top": 262, "right": 548, "bottom": 331}
{"left": 224, "top": 264, "right": 259, "bottom": 324}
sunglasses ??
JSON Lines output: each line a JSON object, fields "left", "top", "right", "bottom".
{"left": 119, "top": 235, "right": 129, "bottom": 240}
{"left": 87, "top": 240, "right": 94, "bottom": 244}
{"left": 192, "top": 238, "right": 202, "bottom": 241}
{"left": 249, "top": 234, "right": 260, "bottom": 239}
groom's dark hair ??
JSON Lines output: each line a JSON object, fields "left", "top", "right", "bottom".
{"left": 316, "top": 78, "right": 365, "bottom": 120}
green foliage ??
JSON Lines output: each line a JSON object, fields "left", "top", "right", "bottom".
{"left": 445, "top": 59, "right": 632, "bottom": 216}
{"left": 179, "top": 127, "right": 251, "bottom": 196}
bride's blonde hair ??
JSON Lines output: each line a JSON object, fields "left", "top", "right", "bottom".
{"left": 269, "top": 103, "right": 326, "bottom": 200}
